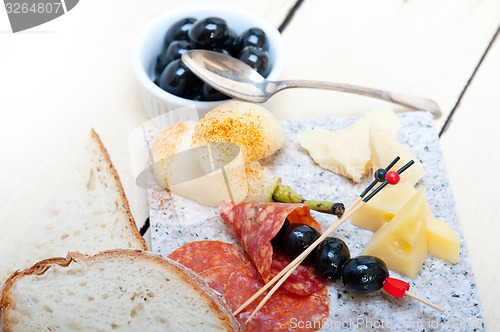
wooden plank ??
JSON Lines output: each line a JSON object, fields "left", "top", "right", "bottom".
{"left": 271, "top": 0, "right": 500, "bottom": 130}
{"left": 440, "top": 35, "right": 500, "bottom": 329}
{"left": 0, "top": 0, "right": 295, "bottom": 246}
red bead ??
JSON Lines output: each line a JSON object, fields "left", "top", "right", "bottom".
{"left": 383, "top": 277, "right": 410, "bottom": 298}
{"left": 385, "top": 171, "right": 400, "bottom": 185}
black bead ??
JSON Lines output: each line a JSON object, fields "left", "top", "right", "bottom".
{"left": 374, "top": 169, "right": 387, "bottom": 182}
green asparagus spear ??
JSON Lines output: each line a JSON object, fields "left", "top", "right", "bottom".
{"left": 272, "top": 184, "right": 345, "bottom": 217}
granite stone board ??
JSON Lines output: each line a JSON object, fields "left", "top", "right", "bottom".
{"left": 148, "top": 111, "right": 486, "bottom": 331}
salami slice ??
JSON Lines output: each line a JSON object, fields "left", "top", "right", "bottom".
{"left": 224, "top": 262, "right": 330, "bottom": 332}
{"left": 198, "top": 265, "right": 240, "bottom": 295}
{"left": 168, "top": 240, "right": 249, "bottom": 273}
{"left": 220, "top": 201, "right": 327, "bottom": 295}
{"left": 270, "top": 249, "right": 328, "bottom": 296}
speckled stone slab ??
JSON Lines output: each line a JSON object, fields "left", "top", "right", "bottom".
{"left": 148, "top": 111, "right": 486, "bottom": 331}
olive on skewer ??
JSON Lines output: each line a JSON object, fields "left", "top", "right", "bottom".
{"left": 281, "top": 223, "right": 321, "bottom": 262}
{"left": 315, "top": 237, "right": 350, "bottom": 281}
{"left": 271, "top": 222, "right": 388, "bottom": 293}
{"left": 271, "top": 221, "right": 351, "bottom": 281}
{"left": 271, "top": 221, "right": 444, "bottom": 311}
{"left": 342, "top": 256, "right": 389, "bottom": 293}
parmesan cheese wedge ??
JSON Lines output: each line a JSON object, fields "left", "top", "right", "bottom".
{"left": 362, "top": 189, "right": 428, "bottom": 279}
{"left": 297, "top": 108, "right": 398, "bottom": 183}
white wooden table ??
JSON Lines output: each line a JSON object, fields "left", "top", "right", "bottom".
{"left": 1, "top": 0, "right": 499, "bottom": 328}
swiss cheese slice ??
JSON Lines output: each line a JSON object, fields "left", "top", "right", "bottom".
{"left": 353, "top": 182, "right": 460, "bottom": 265}
{"left": 351, "top": 182, "right": 417, "bottom": 231}
{"left": 369, "top": 121, "right": 424, "bottom": 186}
{"left": 362, "top": 189, "right": 428, "bottom": 279}
{"left": 425, "top": 204, "right": 461, "bottom": 264}
{"left": 297, "top": 109, "right": 399, "bottom": 183}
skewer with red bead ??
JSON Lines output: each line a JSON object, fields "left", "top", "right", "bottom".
{"left": 340, "top": 256, "right": 445, "bottom": 312}
{"left": 384, "top": 278, "right": 444, "bottom": 312}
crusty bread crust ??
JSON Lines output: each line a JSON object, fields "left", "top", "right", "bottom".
{"left": 90, "top": 129, "right": 147, "bottom": 250}
{"left": 1, "top": 249, "right": 241, "bottom": 332}
{"left": 1, "top": 256, "right": 74, "bottom": 332}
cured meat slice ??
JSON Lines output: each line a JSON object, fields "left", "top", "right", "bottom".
{"left": 199, "top": 265, "right": 240, "bottom": 295}
{"left": 220, "top": 201, "right": 327, "bottom": 295}
{"left": 224, "top": 262, "right": 330, "bottom": 332}
{"left": 168, "top": 240, "right": 249, "bottom": 273}
{"left": 270, "top": 249, "right": 328, "bottom": 296}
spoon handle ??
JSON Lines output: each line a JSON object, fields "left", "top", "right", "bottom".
{"left": 273, "top": 80, "right": 441, "bottom": 118}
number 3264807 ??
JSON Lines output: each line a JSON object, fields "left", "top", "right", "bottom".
{"left": 5, "top": 2, "right": 63, "bottom": 14}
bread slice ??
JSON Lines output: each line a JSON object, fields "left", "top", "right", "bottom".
{"left": 0, "top": 249, "right": 241, "bottom": 332}
{"left": 0, "top": 130, "right": 147, "bottom": 286}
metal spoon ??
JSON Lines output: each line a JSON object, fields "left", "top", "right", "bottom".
{"left": 182, "top": 50, "right": 441, "bottom": 118}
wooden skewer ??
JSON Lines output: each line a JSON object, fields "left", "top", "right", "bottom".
{"left": 236, "top": 176, "right": 393, "bottom": 317}
{"left": 236, "top": 174, "right": 390, "bottom": 317}
{"left": 405, "top": 291, "right": 445, "bottom": 312}
{"left": 236, "top": 198, "right": 366, "bottom": 317}
{"left": 245, "top": 255, "right": 300, "bottom": 323}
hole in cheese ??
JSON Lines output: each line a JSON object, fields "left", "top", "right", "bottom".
{"left": 383, "top": 213, "right": 395, "bottom": 222}
{"left": 391, "top": 238, "right": 412, "bottom": 255}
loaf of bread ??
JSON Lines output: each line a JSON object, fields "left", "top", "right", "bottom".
{"left": 0, "top": 249, "right": 241, "bottom": 331}
{"left": 0, "top": 130, "right": 147, "bottom": 286}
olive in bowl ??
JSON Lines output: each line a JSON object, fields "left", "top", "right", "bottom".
{"left": 155, "top": 16, "right": 272, "bottom": 102}
{"left": 132, "top": 4, "right": 286, "bottom": 121}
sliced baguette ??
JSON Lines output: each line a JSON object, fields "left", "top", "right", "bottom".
{"left": 0, "top": 130, "right": 147, "bottom": 286}
{"left": 0, "top": 249, "right": 241, "bottom": 332}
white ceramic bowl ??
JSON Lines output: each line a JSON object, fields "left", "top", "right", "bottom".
{"left": 132, "top": 3, "right": 286, "bottom": 122}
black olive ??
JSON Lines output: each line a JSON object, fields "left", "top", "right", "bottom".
{"left": 189, "top": 17, "right": 231, "bottom": 49}
{"left": 211, "top": 47, "right": 231, "bottom": 56}
{"left": 163, "top": 17, "right": 196, "bottom": 50}
{"left": 201, "top": 83, "right": 230, "bottom": 101}
{"left": 282, "top": 223, "right": 321, "bottom": 261}
{"left": 315, "top": 237, "right": 350, "bottom": 281}
{"left": 190, "top": 93, "right": 203, "bottom": 101}
{"left": 181, "top": 76, "right": 204, "bottom": 100}
{"left": 158, "top": 59, "right": 197, "bottom": 97}
{"left": 222, "top": 29, "right": 237, "bottom": 55}
{"left": 236, "top": 28, "right": 268, "bottom": 53}
{"left": 342, "top": 256, "right": 389, "bottom": 294}
{"left": 155, "top": 40, "right": 194, "bottom": 77}
{"left": 238, "top": 46, "right": 270, "bottom": 77}
{"left": 270, "top": 219, "right": 290, "bottom": 247}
